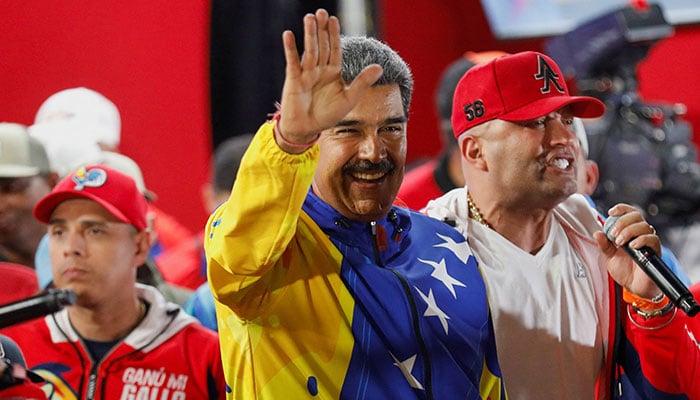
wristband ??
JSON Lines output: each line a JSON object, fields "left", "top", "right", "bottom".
{"left": 271, "top": 111, "right": 320, "bottom": 150}
{"left": 622, "top": 288, "right": 670, "bottom": 311}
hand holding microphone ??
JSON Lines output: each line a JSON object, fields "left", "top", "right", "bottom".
{"left": 604, "top": 214, "right": 700, "bottom": 317}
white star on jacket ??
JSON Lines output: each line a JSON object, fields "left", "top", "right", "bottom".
{"left": 434, "top": 233, "right": 470, "bottom": 264}
{"left": 415, "top": 287, "right": 451, "bottom": 334}
{"left": 391, "top": 353, "right": 424, "bottom": 390}
{"left": 418, "top": 258, "right": 466, "bottom": 298}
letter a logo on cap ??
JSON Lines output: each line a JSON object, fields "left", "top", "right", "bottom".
{"left": 534, "top": 55, "right": 565, "bottom": 95}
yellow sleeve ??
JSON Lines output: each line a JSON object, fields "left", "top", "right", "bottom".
{"left": 204, "top": 121, "right": 319, "bottom": 312}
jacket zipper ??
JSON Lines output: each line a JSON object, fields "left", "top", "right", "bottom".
{"left": 86, "top": 366, "right": 98, "bottom": 400}
{"left": 370, "top": 221, "right": 383, "bottom": 267}
{"left": 370, "top": 218, "right": 433, "bottom": 399}
{"left": 612, "top": 283, "right": 623, "bottom": 399}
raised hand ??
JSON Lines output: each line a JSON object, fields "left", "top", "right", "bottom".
{"left": 276, "top": 9, "right": 383, "bottom": 152}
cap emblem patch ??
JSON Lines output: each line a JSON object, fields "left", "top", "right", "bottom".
{"left": 72, "top": 167, "right": 107, "bottom": 190}
{"left": 534, "top": 55, "right": 565, "bottom": 94}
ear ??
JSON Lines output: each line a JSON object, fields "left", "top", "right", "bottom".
{"left": 582, "top": 160, "right": 599, "bottom": 196}
{"left": 460, "top": 135, "right": 487, "bottom": 171}
{"left": 202, "top": 182, "right": 232, "bottom": 214}
{"left": 133, "top": 230, "right": 153, "bottom": 266}
{"left": 201, "top": 182, "right": 221, "bottom": 214}
{"left": 47, "top": 171, "right": 61, "bottom": 188}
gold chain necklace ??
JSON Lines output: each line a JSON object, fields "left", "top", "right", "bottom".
{"left": 467, "top": 192, "right": 491, "bottom": 228}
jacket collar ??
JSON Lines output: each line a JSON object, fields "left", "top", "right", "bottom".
{"left": 302, "top": 189, "right": 412, "bottom": 252}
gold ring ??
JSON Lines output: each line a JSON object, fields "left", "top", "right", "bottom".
{"left": 649, "top": 225, "right": 656, "bottom": 235}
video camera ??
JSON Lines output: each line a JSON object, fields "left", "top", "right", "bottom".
{"left": 546, "top": 3, "right": 700, "bottom": 232}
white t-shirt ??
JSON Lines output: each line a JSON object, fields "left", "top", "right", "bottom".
{"left": 424, "top": 188, "right": 608, "bottom": 400}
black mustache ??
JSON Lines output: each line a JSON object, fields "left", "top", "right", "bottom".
{"left": 343, "top": 159, "right": 394, "bottom": 175}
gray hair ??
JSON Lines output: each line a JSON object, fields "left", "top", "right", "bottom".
{"left": 340, "top": 36, "right": 413, "bottom": 116}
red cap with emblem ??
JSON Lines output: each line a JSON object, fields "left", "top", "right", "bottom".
{"left": 33, "top": 165, "right": 148, "bottom": 231}
{"left": 451, "top": 51, "right": 606, "bottom": 138}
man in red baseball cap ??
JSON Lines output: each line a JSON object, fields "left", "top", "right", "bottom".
{"left": 6, "top": 165, "right": 226, "bottom": 399}
{"left": 423, "top": 51, "right": 689, "bottom": 398}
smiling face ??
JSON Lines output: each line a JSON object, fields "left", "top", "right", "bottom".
{"left": 312, "top": 85, "right": 407, "bottom": 222}
{"left": 475, "top": 107, "right": 581, "bottom": 208}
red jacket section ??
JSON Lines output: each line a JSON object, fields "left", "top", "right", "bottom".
{"left": 7, "top": 284, "right": 225, "bottom": 400}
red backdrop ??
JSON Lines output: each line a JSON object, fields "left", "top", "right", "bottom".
{"left": 0, "top": 0, "right": 698, "bottom": 232}
{"left": 0, "top": 1, "right": 212, "bottom": 232}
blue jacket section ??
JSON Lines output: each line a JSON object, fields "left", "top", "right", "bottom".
{"left": 303, "top": 191, "right": 504, "bottom": 399}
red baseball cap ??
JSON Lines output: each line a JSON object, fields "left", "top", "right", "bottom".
{"left": 34, "top": 165, "right": 148, "bottom": 231}
{"left": 451, "top": 51, "right": 605, "bottom": 138}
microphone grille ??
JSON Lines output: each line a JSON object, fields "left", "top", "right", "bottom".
{"left": 603, "top": 215, "right": 621, "bottom": 242}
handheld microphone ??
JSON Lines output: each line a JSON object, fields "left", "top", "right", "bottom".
{"left": 0, "top": 289, "right": 77, "bottom": 329}
{"left": 604, "top": 215, "right": 700, "bottom": 317}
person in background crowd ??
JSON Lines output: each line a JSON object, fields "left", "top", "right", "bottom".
{"left": 422, "top": 50, "right": 693, "bottom": 399}
{"left": 29, "top": 87, "right": 119, "bottom": 176}
{"left": 0, "top": 123, "right": 54, "bottom": 339}
{"left": 9, "top": 165, "right": 225, "bottom": 399}
{"left": 157, "top": 134, "right": 254, "bottom": 291}
{"left": 177, "top": 133, "right": 255, "bottom": 331}
{"left": 0, "top": 123, "right": 58, "bottom": 269}
{"left": 398, "top": 51, "right": 506, "bottom": 210}
{"left": 28, "top": 87, "right": 193, "bottom": 263}
{"left": 205, "top": 9, "right": 506, "bottom": 399}
{"left": 30, "top": 87, "right": 121, "bottom": 154}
